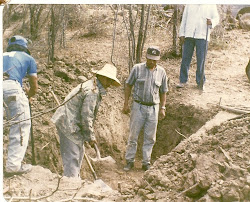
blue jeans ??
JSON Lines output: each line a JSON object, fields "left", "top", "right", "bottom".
{"left": 125, "top": 102, "right": 159, "bottom": 165}
{"left": 3, "top": 80, "right": 31, "bottom": 172}
{"left": 57, "top": 127, "right": 84, "bottom": 178}
{"left": 179, "top": 38, "right": 208, "bottom": 85}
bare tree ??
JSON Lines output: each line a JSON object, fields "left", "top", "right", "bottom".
{"left": 48, "top": 5, "right": 64, "bottom": 63}
{"left": 59, "top": 5, "right": 66, "bottom": 48}
{"left": 29, "top": 5, "right": 44, "bottom": 40}
{"left": 3, "top": 4, "right": 13, "bottom": 31}
{"left": 172, "top": 5, "right": 178, "bottom": 56}
{"left": 136, "top": 4, "right": 145, "bottom": 63}
{"left": 125, "top": 5, "right": 151, "bottom": 70}
{"left": 128, "top": 5, "right": 136, "bottom": 65}
{"left": 141, "top": 5, "right": 151, "bottom": 58}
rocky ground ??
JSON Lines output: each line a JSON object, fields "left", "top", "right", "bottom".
{"left": 2, "top": 4, "right": 250, "bottom": 202}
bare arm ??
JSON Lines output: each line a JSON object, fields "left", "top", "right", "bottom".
{"left": 27, "top": 75, "right": 38, "bottom": 99}
{"left": 122, "top": 83, "right": 133, "bottom": 114}
{"left": 159, "top": 92, "right": 167, "bottom": 120}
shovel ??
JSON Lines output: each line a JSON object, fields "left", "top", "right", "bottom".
{"left": 50, "top": 90, "right": 112, "bottom": 190}
{"left": 89, "top": 143, "right": 116, "bottom": 164}
{"left": 199, "top": 24, "right": 210, "bottom": 92}
{"left": 29, "top": 102, "right": 36, "bottom": 165}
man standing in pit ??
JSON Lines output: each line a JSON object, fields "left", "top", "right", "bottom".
{"left": 3, "top": 35, "right": 38, "bottom": 176}
{"left": 122, "top": 46, "right": 168, "bottom": 171}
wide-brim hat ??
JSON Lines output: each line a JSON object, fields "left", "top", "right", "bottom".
{"left": 146, "top": 46, "right": 161, "bottom": 61}
{"left": 92, "top": 64, "right": 121, "bottom": 87}
{"left": 8, "top": 35, "right": 28, "bottom": 49}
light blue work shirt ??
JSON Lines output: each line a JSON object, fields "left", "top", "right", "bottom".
{"left": 126, "top": 63, "right": 168, "bottom": 104}
{"left": 3, "top": 51, "right": 37, "bottom": 86}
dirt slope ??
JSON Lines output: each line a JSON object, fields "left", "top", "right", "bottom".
{"left": 169, "top": 29, "right": 249, "bottom": 110}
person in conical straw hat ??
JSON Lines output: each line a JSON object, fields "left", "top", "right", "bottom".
{"left": 92, "top": 63, "right": 121, "bottom": 87}
{"left": 51, "top": 64, "right": 120, "bottom": 178}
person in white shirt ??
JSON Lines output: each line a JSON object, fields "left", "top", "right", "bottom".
{"left": 176, "top": 4, "right": 219, "bottom": 89}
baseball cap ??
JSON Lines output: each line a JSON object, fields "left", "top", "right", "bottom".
{"left": 8, "top": 35, "right": 28, "bottom": 49}
{"left": 146, "top": 46, "right": 160, "bottom": 60}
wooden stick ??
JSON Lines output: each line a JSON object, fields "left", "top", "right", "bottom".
{"left": 177, "top": 182, "right": 199, "bottom": 197}
{"left": 218, "top": 104, "right": 249, "bottom": 114}
{"left": 219, "top": 146, "right": 232, "bottom": 163}
{"left": 175, "top": 129, "right": 187, "bottom": 139}
{"left": 218, "top": 98, "right": 250, "bottom": 114}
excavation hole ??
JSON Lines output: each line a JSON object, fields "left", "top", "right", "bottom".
{"left": 134, "top": 104, "right": 217, "bottom": 163}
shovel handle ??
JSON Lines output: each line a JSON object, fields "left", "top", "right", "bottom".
{"left": 94, "top": 143, "right": 101, "bottom": 160}
{"left": 84, "top": 153, "right": 98, "bottom": 180}
{"left": 51, "top": 90, "right": 60, "bottom": 106}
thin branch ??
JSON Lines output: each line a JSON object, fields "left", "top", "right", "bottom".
{"left": 111, "top": 5, "right": 118, "bottom": 66}
{"left": 218, "top": 104, "right": 250, "bottom": 114}
{"left": 228, "top": 112, "right": 250, "bottom": 121}
{"left": 4, "top": 176, "right": 62, "bottom": 201}
{"left": 3, "top": 112, "right": 24, "bottom": 125}
{"left": 141, "top": 5, "right": 151, "bottom": 53}
{"left": 122, "top": 6, "right": 134, "bottom": 71}
{"left": 177, "top": 182, "right": 199, "bottom": 197}
{"left": 4, "top": 83, "right": 85, "bottom": 127}
{"left": 41, "top": 142, "right": 50, "bottom": 150}
{"left": 35, "top": 176, "right": 63, "bottom": 200}
{"left": 175, "top": 129, "right": 187, "bottom": 139}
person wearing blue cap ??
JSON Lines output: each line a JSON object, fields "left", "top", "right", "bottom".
{"left": 3, "top": 35, "right": 38, "bottom": 176}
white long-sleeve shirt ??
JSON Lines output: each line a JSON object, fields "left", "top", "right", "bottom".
{"left": 179, "top": 4, "right": 220, "bottom": 41}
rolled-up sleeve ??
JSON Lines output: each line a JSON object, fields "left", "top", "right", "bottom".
{"left": 81, "top": 92, "right": 98, "bottom": 142}
{"left": 210, "top": 5, "right": 220, "bottom": 28}
{"left": 160, "top": 72, "right": 168, "bottom": 94}
{"left": 126, "top": 66, "right": 136, "bottom": 86}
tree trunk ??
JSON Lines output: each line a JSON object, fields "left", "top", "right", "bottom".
{"left": 60, "top": 5, "right": 66, "bottom": 48}
{"left": 29, "top": 5, "right": 43, "bottom": 40}
{"left": 136, "top": 4, "right": 145, "bottom": 63}
{"left": 141, "top": 5, "right": 151, "bottom": 56}
{"left": 48, "top": 5, "right": 56, "bottom": 63}
{"left": 172, "top": 5, "right": 178, "bottom": 56}
{"left": 128, "top": 5, "right": 136, "bottom": 63}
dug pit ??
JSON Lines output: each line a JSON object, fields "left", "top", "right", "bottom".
{"left": 132, "top": 104, "right": 216, "bottom": 165}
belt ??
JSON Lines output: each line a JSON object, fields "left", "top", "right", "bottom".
{"left": 134, "top": 100, "right": 155, "bottom": 106}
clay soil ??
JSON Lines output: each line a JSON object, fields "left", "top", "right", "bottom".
{"left": 2, "top": 5, "right": 250, "bottom": 202}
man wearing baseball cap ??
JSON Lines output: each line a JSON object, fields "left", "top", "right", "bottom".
{"left": 3, "top": 35, "right": 38, "bottom": 176}
{"left": 51, "top": 64, "right": 121, "bottom": 178}
{"left": 122, "top": 46, "right": 168, "bottom": 171}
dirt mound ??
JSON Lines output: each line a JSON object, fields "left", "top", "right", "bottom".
{"left": 3, "top": 166, "right": 120, "bottom": 201}
{"left": 122, "top": 116, "right": 250, "bottom": 201}
{"left": 3, "top": 114, "right": 249, "bottom": 201}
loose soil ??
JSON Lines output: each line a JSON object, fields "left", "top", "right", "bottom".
{"left": 2, "top": 5, "right": 250, "bottom": 202}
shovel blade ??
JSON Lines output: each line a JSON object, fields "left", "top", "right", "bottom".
{"left": 93, "top": 179, "right": 113, "bottom": 192}
{"left": 89, "top": 155, "right": 116, "bottom": 164}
